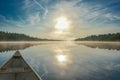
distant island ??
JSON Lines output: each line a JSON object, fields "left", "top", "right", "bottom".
{"left": 75, "top": 33, "right": 120, "bottom": 41}
{"left": 0, "top": 31, "right": 59, "bottom": 41}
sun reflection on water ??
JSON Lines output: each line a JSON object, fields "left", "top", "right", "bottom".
{"left": 56, "top": 54, "right": 67, "bottom": 63}
{"left": 53, "top": 45, "right": 72, "bottom": 67}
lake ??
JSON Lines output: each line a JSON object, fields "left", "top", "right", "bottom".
{"left": 0, "top": 41, "right": 120, "bottom": 80}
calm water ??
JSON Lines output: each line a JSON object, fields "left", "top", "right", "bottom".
{"left": 0, "top": 41, "right": 120, "bottom": 80}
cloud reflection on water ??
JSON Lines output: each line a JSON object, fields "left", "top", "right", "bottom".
{"left": 0, "top": 41, "right": 120, "bottom": 80}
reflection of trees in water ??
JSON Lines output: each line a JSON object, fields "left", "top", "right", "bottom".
{"left": 0, "top": 42, "right": 59, "bottom": 53}
{"left": 0, "top": 43, "right": 37, "bottom": 52}
{"left": 76, "top": 42, "right": 120, "bottom": 50}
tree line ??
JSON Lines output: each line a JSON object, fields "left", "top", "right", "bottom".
{"left": 0, "top": 31, "right": 51, "bottom": 41}
{"left": 75, "top": 33, "right": 120, "bottom": 41}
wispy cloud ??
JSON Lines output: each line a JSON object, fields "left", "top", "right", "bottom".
{"left": 33, "top": 0, "right": 48, "bottom": 18}
{"left": 0, "top": 0, "right": 120, "bottom": 39}
{"left": 27, "top": 12, "right": 41, "bottom": 25}
{"left": 33, "top": 0, "right": 45, "bottom": 10}
{"left": 48, "top": 0, "right": 120, "bottom": 39}
{"left": 104, "top": 13, "right": 120, "bottom": 21}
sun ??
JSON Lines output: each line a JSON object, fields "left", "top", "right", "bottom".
{"left": 55, "top": 17, "right": 69, "bottom": 30}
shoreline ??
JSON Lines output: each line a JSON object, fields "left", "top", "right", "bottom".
{"left": 0, "top": 41, "right": 120, "bottom": 43}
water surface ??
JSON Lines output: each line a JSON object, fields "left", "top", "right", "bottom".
{"left": 0, "top": 41, "right": 120, "bottom": 80}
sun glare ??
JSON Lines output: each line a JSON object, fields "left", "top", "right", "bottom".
{"left": 55, "top": 17, "right": 69, "bottom": 30}
{"left": 56, "top": 55, "right": 66, "bottom": 62}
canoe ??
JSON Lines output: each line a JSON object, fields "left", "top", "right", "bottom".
{"left": 0, "top": 51, "right": 41, "bottom": 80}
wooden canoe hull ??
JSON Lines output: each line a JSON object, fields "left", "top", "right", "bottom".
{"left": 0, "top": 51, "right": 41, "bottom": 80}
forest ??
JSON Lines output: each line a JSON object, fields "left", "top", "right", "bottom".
{"left": 0, "top": 31, "right": 50, "bottom": 41}
{"left": 75, "top": 33, "right": 120, "bottom": 41}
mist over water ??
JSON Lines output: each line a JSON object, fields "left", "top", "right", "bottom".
{"left": 0, "top": 41, "right": 120, "bottom": 80}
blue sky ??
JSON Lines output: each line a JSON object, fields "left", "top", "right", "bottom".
{"left": 0, "top": 0, "right": 120, "bottom": 39}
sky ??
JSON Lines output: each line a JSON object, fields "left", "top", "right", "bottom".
{"left": 0, "top": 0, "right": 120, "bottom": 40}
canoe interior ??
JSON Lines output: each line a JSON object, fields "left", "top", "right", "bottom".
{"left": 0, "top": 51, "right": 41, "bottom": 80}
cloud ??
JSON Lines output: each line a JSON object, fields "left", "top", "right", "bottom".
{"left": 27, "top": 13, "right": 41, "bottom": 25}
{"left": 0, "top": 0, "right": 120, "bottom": 39}
{"left": 104, "top": 13, "right": 120, "bottom": 21}
{"left": 74, "top": 0, "right": 120, "bottom": 24}
{"left": 0, "top": 15, "right": 19, "bottom": 27}
{"left": 22, "top": 0, "right": 120, "bottom": 39}
{"left": 0, "top": 15, "right": 8, "bottom": 26}
{"left": 33, "top": 0, "right": 48, "bottom": 18}
{"left": 23, "top": 0, "right": 48, "bottom": 19}
{"left": 48, "top": 0, "right": 120, "bottom": 39}
{"left": 33, "top": 0, "right": 45, "bottom": 10}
